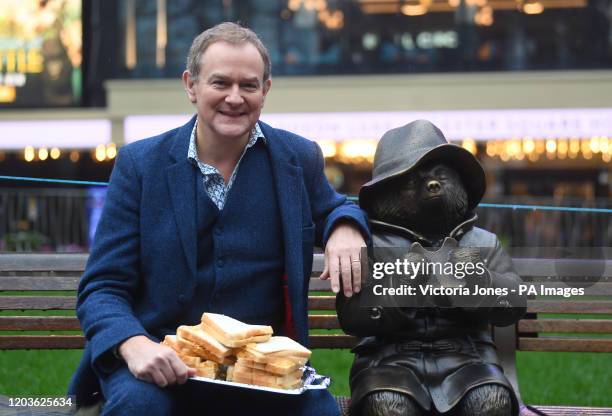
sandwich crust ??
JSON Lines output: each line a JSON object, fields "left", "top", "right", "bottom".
{"left": 201, "top": 313, "right": 273, "bottom": 348}
{"left": 177, "top": 325, "right": 232, "bottom": 358}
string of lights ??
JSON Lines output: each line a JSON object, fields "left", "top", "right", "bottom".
{"left": 0, "top": 175, "right": 609, "bottom": 214}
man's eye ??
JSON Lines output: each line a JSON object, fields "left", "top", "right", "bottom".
{"left": 242, "top": 83, "right": 258, "bottom": 90}
{"left": 212, "top": 80, "right": 227, "bottom": 86}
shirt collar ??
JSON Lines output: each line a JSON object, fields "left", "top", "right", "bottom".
{"left": 187, "top": 119, "right": 266, "bottom": 166}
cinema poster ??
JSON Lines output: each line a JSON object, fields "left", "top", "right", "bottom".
{"left": 0, "top": 0, "right": 82, "bottom": 107}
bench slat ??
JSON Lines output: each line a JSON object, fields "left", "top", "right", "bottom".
{"left": 309, "top": 335, "right": 356, "bottom": 349}
{"left": 308, "top": 296, "right": 335, "bottom": 310}
{"left": 0, "top": 316, "right": 80, "bottom": 331}
{"left": 309, "top": 316, "right": 612, "bottom": 333}
{"left": 0, "top": 254, "right": 87, "bottom": 272}
{"left": 2, "top": 334, "right": 611, "bottom": 352}
{"left": 308, "top": 315, "right": 340, "bottom": 329}
{"left": 0, "top": 315, "right": 342, "bottom": 331}
{"left": 0, "top": 335, "right": 85, "bottom": 349}
{"left": 3, "top": 254, "right": 612, "bottom": 278}
{"left": 312, "top": 254, "right": 324, "bottom": 275}
{"left": 307, "top": 297, "right": 612, "bottom": 315}
{"left": 526, "top": 282, "right": 612, "bottom": 296}
{"left": 528, "top": 300, "right": 612, "bottom": 314}
{"left": 308, "top": 278, "right": 332, "bottom": 292}
{"left": 0, "top": 276, "right": 80, "bottom": 291}
{"left": 0, "top": 296, "right": 76, "bottom": 310}
{"left": 528, "top": 405, "right": 612, "bottom": 415}
{"left": 0, "top": 315, "right": 344, "bottom": 331}
{"left": 519, "top": 319, "right": 612, "bottom": 334}
{"left": 518, "top": 337, "right": 612, "bottom": 353}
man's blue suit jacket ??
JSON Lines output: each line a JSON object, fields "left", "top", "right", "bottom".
{"left": 69, "top": 116, "right": 369, "bottom": 404}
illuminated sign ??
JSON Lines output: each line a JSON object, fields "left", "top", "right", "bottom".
{"left": 363, "top": 31, "right": 459, "bottom": 51}
{"left": 0, "top": 0, "right": 81, "bottom": 107}
{"left": 401, "top": 31, "right": 459, "bottom": 50}
{"left": 123, "top": 109, "right": 612, "bottom": 144}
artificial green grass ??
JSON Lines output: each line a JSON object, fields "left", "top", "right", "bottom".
{"left": 311, "top": 349, "right": 353, "bottom": 397}
{"left": 516, "top": 351, "right": 612, "bottom": 407}
{"left": 0, "top": 350, "right": 82, "bottom": 397}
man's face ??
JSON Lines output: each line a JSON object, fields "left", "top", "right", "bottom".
{"left": 183, "top": 41, "right": 271, "bottom": 142}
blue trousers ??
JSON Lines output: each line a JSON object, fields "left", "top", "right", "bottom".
{"left": 99, "top": 366, "right": 340, "bottom": 416}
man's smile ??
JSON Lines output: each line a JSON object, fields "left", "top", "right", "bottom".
{"left": 218, "top": 110, "right": 247, "bottom": 117}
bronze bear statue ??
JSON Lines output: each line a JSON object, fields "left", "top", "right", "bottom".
{"left": 337, "top": 120, "right": 526, "bottom": 416}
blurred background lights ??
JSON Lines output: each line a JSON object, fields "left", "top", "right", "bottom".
{"left": 106, "top": 143, "right": 117, "bottom": 159}
{"left": 38, "top": 148, "right": 48, "bottom": 161}
{"left": 24, "top": 146, "right": 35, "bottom": 162}
{"left": 95, "top": 144, "right": 106, "bottom": 162}
{"left": 317, "top": 140, "right": 337, "bottom": 158}
{"left": 461, "top": 138, "right": 477, "bottom": 155}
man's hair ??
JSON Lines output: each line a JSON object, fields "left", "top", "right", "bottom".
{"left": 186, "top": 22, "right": 271, "bottom": 82}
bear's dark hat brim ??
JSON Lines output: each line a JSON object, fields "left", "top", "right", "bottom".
{"left": 359, "top": 143, "right": 486, "bottom": 212}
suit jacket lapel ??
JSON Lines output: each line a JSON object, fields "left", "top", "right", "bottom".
{"left": 260, "top": 122, "right": 308, "bottom": 343}
{"left": 166, "top": 116, "right": 198, "bottom": 277}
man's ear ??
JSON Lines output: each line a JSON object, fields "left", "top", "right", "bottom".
{"left": 262, "top": 78, "right": 272, "bottom": 102}
{"left": 182, "top": 70, "right": 197, "bottom": 103}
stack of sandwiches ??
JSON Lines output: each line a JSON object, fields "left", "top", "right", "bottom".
{"left": 229, "top": 336, "right": 311, "bottom": 389}
{"left": 161, "top": 312, "right": 311, "bottom": 390}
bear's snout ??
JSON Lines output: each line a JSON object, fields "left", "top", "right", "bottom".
{"left": 426, "top": 179, "right": 442, "bottom": 194}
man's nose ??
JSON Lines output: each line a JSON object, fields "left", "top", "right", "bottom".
{"left": 426, "top": 180, "right": 441, "bottom": 193}
{"left": 225, "top": 85, "right": 244, "bottom": 105}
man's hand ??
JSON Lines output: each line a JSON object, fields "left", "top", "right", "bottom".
{"left": 320, "top": 222, "right": 366, "bottom": 297}
{"left": 118, "top": 335, "right": 196, "bottom": 387}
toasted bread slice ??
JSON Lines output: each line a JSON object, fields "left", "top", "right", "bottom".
{"left": 236, "top": 349, "right": 308, "bottom": 366}
{"left": 201, "top": 313, "right": 273, "bottom": 347}
{"left": 226, "top": 365, "right": 235, "bottom": 382}
{"left": 177, "top": 325, "right": 232, "bottom": 358}
{"left": 194, "top": 360, "right": 219, "bottom": 379}
{"left": 202, "top": 321, "right": 271, "bottom": 347}
{"left": 236, "top": 356, "right": 301, "bottom": 375}
{"left": 235, "top": 358, "right": 267, "bottom": 371}
{"left": 175, "top": 333, "right": 235, "bottom": 365}
{"left": 233, "top": 366, "right": 302, "bottom": 384}
{"left": 231, "top": 371, "right": 252, "bottom": 384}
{"left": 252, "top": 369, "right": 302, "bottom": 387}
{"left": 263, "top": 357, "right": 303, "bottom": 375}
{"left": 244, "top": 336, "right": 311, "bottom": 359}
{"left": 232, "top": 375, "right": 300, "bottom": 390}
{"left": 161, "top": 335, "right": 181, "bottom": 353}
{"left": 178, "top": 353, "right": 201, "bottom": 367}
{"left": 176, "top": 334, "right": 209, "bottom": 356}
{"left": 232, "top": 367, "right": 303, "bottom": 389}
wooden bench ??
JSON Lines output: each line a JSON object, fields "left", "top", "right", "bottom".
{"left": 1, "top": 253, "right": 611, "bottom": 415}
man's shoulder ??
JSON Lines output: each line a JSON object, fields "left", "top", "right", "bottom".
{"left": 116, "top": 121, "right": 192, "bottom": 177}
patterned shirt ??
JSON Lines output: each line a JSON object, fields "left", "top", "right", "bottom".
{"left": 187, "top": 120, "right": 266, "bottom": 210}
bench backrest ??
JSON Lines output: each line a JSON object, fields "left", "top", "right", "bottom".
{"left": 1, "top": 253, "right": 611, "bottom": 354}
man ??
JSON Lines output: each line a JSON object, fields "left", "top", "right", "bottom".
{"left": 69, "top": 22, "right": 368, "bottom": 415}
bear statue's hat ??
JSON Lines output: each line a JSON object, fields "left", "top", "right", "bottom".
{"left": 359, "top": 119, "right": 486, "bottom": 212}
